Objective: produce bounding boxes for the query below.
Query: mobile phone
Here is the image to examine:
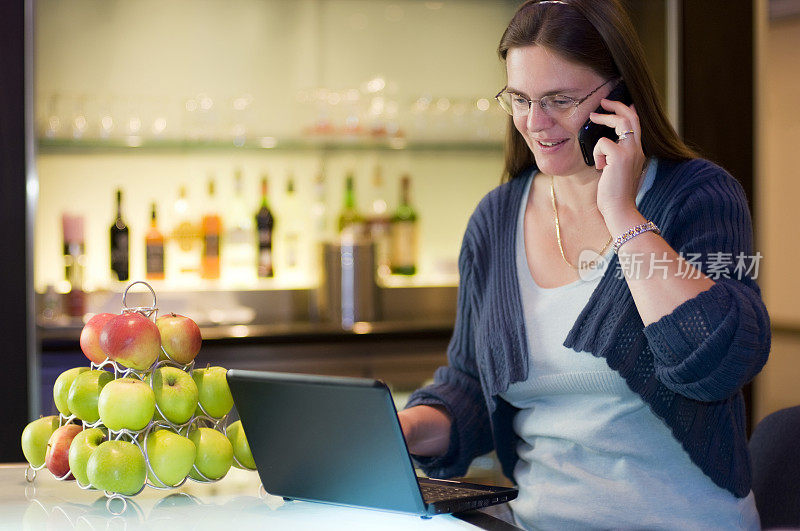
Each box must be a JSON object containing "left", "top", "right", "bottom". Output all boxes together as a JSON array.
[{"left": 578, "top": 80, "right": 632, "bottom": 167}]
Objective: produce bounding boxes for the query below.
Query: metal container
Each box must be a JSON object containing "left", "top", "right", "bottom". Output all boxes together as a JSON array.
[{"left": 321, "top": 241, "right": 379, "bottom": 328}]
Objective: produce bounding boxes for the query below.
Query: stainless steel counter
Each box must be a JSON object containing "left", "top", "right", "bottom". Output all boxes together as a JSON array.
[{"left": 37, "top": 285, "right": 458, "bottom": 343}]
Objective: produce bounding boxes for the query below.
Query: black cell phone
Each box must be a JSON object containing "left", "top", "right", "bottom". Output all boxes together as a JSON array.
[{"left": 578, "top": 80, "right": 632, "bottom": 166}]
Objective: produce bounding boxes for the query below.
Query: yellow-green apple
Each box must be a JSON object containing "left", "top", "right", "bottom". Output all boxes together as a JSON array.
[
  {"left": 193, "top": 367, "right": 233, "bottom": 418},
  {"left": 225, "top": 420, "right": 256, "bottom": 470},
  {"left": 98, "top": 378, "right": 156, "bottom": 431},
  {"left": 156, "top": 313, "right": 202, "bottom": 365},
  {"left": 79, "top": 312, "right": 115, "bottom": 364},
  {"left": 45, "top": 423, "right": 83, "bottom": 479},
  {"left": 53, "top": 367, "right": 89, "bottom": 417},
  {"left": 99, "top": 312, "right": 161, "bottom": 371},
  {"left": 147, "top": 366, "right": 198, "bottom": 424},
  {"left": 86, "top": 440, "right": 146, "bottom": 495},
  {"left": 67, "top": 370, "right": 114, "bottom": 423},
  {"left": 68, "top": 427, "right": 105, "bottom": 486},
  {"left": 188, "top": 427, "right": 233, "bottom": 480},
  {"left": 146, "top": 429, "right": 196, "bottom": 487},
  {"left": 21, "top": 415, "right": 60, "bottom": 467}
]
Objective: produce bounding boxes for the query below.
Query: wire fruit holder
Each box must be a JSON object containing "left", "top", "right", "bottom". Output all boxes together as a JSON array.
[{"left": 25, "top": 281, "right": 258, "bottom": 514}]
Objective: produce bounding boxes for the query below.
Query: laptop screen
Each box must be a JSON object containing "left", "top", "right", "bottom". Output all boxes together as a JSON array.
[{"left": 227, "top": 370, "right": 428, "bottom": 514}]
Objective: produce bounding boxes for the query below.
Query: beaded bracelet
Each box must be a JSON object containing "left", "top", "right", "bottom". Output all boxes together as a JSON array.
[{"left": 612, "top": 220, "right": 661, "bottom": 254}]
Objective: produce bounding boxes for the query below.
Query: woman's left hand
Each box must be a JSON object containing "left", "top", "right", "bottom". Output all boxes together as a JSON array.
[{"left": 589, "top": 99, "right": 648, "bottom": 219}]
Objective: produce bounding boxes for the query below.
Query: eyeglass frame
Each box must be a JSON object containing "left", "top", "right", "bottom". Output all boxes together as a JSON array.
[{"left": 494, "top": 77, "right": 620, "bottom": 119}]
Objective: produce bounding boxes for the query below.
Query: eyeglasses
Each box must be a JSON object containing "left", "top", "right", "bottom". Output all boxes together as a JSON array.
[{"left": 495, "top": 78, "right": 619, "bottom": 119}]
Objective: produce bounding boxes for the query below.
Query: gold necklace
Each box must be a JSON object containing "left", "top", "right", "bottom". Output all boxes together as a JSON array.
[{"left": 549, "top": 174, "right": 612, "bottom": 270}]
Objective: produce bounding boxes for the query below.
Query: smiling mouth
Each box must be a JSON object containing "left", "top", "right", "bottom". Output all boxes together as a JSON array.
[{"left": 536, "top": 139, "right": 568, "bottom": 147}]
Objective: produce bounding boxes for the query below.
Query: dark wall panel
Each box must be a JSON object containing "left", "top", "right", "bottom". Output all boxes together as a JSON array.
[
  {"left": 682, "top": 1, "right": 754, "bottom": 211},
  {"left": 0, "top": 0, "right": 30, "bottom": 461}
]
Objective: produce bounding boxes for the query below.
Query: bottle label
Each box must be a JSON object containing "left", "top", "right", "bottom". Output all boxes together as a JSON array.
[
  {"left": 258, "top": 229, "right": 273, "bottom": 277},
  {"left": 204, "top": 233, "right": 220, "bottom": 258},
  {"left": 390, "top": 221, "right": 417, "bottom": 269},
  {"left": 174, "top": 221, "right": 199, "bottom": 252},
  {"left": 110, "top": 232, "right": 129, "bottom": 279},
  {"left": 258, "top": 249, "right": 274, "bottom": 277},
  {"left": 146, "top": 243, "right": 165, "bottom": 275},
  {"left": 258, "top": 228, "right": 272, "bottom": 247}
]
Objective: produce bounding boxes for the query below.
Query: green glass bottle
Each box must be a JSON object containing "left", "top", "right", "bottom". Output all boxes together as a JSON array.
[
  {"left": 337, "top": 173, "right": 363, "bottom": 237},
  {"left": 389, "top": 174, "right": 418, "bottom": 275}
]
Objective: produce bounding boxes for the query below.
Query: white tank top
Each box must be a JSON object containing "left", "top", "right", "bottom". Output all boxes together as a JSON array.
[{"left": 500, "top": 160, "right": 760, "bottom": 530}]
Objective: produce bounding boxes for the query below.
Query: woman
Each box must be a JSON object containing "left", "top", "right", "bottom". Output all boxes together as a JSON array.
[{"left": 397, "top": 0, "right": 770, "bottom": 529}]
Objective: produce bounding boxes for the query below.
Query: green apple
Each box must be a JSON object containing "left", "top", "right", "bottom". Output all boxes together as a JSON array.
[
  {"left": 147, "top": 366, "right": 198, "bottom": 424},
  {"left": 146, "top": 429, "right": 196, "bottom": 487},
  {"left": 53, "top": 367, "right": 89, "bottom": 417},
  {"left": 21, "top": 415, "right": 60, "bottom": 467},
  {"left": 86, "top": 440, "right": 146, "bottom": 495},
  {"left": 225, "top": 420, "right": 256, "bottom": 470},
  {"left": 192, "top": 367, "right": 233, "bottom": 418},
  {"left": 98, "top": 378, "right": 155, "bottom": 431},
  {"left": 67, "top": 370, "right": 114, "bottom": 423},
  {"left": 67, "top": 427, "right": 105, "bottom": 486},
  {"left": 188, "top": 427, "right": 233, "bottom": 480}
]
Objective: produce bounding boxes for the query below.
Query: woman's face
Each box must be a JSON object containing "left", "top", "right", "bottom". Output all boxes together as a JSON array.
[{"left": 505, "top": 45, "right": 613, "bottom": 177}]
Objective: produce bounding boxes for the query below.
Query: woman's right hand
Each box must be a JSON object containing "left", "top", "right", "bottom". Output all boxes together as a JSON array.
[{"left": 397, "top": 405, "right": 453, "bottom": 457}]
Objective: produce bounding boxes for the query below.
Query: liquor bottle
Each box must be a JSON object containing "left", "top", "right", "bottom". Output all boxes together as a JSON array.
[
  {"left": 169, "top": 186, "right": 201, "bottom": 282},
  {"left": 389, "top": 174, "right": 418, "bottom": 275},
  {"left": 337, "top": 172, "right": 363, "bottom": 239},
  {"left": 255, "top": 175, "right": 275, "bottom": 278},
  {"left": 201, "top": 178, "right": 222, "bottom": 280},
  {"left": 283, "top": 173, "right": 299, "bottom": 271},
  {"left": 311, "top": 168, "right": 329, "bottom": 242},
  {"left": 109, "top": 189, "right": 129, "bottom": 281},
  {"left": 62, "top": 213, "right": 86, "bottom": 316},
  {"left": 145, "top": 203, "right": 165, "bottom": 280},
  {"left": 223, "top": 168, "right": 256, "bottom": 284},
  {"left": 366, "top": 164, "right": 391, "bottom": 276}
]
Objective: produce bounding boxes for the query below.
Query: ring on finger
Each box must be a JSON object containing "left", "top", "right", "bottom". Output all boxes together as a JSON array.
[{"left": 617, "top": 130, "right": 634, "bottom": 141}]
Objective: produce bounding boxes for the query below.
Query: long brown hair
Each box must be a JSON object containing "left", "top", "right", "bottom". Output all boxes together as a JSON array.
[{"left": 497, "top": 0, "right": 697, "bottom": 180}]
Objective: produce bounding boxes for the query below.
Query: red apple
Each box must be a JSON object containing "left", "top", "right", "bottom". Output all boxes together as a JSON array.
[
  {"left": 79, "top": 313, "right": 115, "bottom": 364},
  {"left": 45, "top": 424, "right": 83, "bottom": 479},
  {"left": 156, "top": 313, "right": 202, "bottom": 365},
  {"left": 99, "top": 313, "right": 161, "bottom": 371}
]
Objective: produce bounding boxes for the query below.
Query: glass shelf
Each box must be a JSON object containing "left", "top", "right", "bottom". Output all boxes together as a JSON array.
[{"left": 37, "top": 137, "right": 504, "bottom": 154}]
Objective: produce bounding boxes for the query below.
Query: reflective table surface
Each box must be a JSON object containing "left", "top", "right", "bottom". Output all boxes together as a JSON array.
[{"left": 0, "top": 464, "right": 480, "bottom": 530}]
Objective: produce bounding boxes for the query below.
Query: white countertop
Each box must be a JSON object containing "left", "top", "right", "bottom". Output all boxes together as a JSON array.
[{"left": 0, "top": 464, "right": 479, "bottom": 530}]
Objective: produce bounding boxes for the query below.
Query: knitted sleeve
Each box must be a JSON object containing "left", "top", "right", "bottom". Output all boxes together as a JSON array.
[
  {"left": 643, "top": 163, "right": 771, "bottom": 402},
  {"left": 404, "top": 227, "right": 494, "bottom": 478}
]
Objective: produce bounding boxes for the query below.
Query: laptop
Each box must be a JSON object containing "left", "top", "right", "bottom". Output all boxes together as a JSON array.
[{"left": 226, "top": 369, "right": 518, "bottom": 517}]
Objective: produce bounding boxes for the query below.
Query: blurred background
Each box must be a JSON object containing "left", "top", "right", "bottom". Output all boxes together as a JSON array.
[{"left": 1, "top": 0, "right": 798, "bottom": 485}]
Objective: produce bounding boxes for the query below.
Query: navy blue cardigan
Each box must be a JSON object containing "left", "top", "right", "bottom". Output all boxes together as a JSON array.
[{"left": 406, "top": 158, "right": 771, "bottom": 498}]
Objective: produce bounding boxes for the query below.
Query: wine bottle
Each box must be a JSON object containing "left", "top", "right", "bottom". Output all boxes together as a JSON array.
[
  {"left": 109, "top": 189, "right": 129, "bottom": 281},
  {"left": 311, "top": 168, "right": 329, "bottom": 242},
  {"left": 284, "top": 173, "right": 299, "bottom": 270},
  {"left": 62, "top": 213, "right": 86, "bottom": 316},
  {"left": 201, "top": 178, "right": 222, "bottom": 280},
  {"left": 169, "top": 186, "right": 201, "bottom": 282},
  {"left": 367, "top": 164, "right": 390, "bottom": 276},
  {"left": 224, "top": 168, "right": 257, "bottom": 283},
  {"left": 389, "top": 174, "right": 418, "bottom": 275},
  {"left": 255, "top": 175, "right": 275, "bottom": 278},
  {"left": 337, "top": 172, "right": 363, "bottom": 239},
  {"left": 145, "top": 203, "right": 165, "bottom": 280}
]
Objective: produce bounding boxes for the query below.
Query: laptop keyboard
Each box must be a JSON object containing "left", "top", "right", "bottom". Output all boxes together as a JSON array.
[{"left": 419, "top": 483, "right": 489, "bottom": 503}]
